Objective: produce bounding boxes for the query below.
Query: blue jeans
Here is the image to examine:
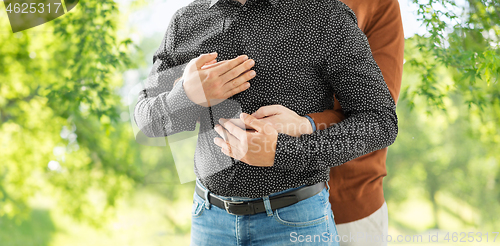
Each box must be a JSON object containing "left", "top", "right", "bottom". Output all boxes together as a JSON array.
[{"left": 190, "top": 179, "right": 340, "bottom": 245}]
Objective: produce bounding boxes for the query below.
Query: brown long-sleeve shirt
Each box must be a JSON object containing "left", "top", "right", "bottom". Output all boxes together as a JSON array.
[{"left": 308, "top": 0, "right": 404, "bottom": 224}]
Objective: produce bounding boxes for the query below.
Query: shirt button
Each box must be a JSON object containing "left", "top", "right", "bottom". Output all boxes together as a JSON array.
[{"left": 242, "top": 6, "right": 247, "bottom": 11}]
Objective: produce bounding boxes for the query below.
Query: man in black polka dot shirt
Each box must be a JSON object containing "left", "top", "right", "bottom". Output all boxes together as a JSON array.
[{"left": 134, "top": 0, "right": 398, "bottom": 244}]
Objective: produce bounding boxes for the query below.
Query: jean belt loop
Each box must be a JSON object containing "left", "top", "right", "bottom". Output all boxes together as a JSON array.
[
  {"left": 325, "top": 181, "right": 330, "bottom": 192},
  {"left": 263, "top": 196, "right": 273, "bottom": 217},
  {"left": 203, "top": 187, "right": 211, "bottom": 210}
]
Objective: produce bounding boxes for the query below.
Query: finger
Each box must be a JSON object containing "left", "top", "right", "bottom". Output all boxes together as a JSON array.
[
  {"left": 215, "top": 124, "right": 240, "bottom": 147},
  {"left": 214, "top": 124, "right": 229, "bottom": 141},
  {"left": 221, "top": 69, "right": 255, "bottom": 98},
  {"left": 214, "top": 137, "right": 233, "bottom": 157},
  {"left": 220, "top": 118, "right": 245, "bottom": 130},
  {"left": 201, "top": 60, "right": 229, "bottom": 70},
  {"left": 245, "top": 118, "right": 280, "bottom": 133},
  {"left": 195, "top": 52, "right": 218, "bottom": 69},
  {"left": 258, "top": 118, "right": 277, "bottom": 129},
  {"left": 200, "top": 59, "right": 217, "bottom": 69},
  {"left": 220, "top": 58, "right": 255, "bottom": 84},
  {"left": 221, "top": 144, "right": 232, "bottom": 157},
  {"left": 214, "top": 137, "right": 227, "bottom": 148},
  {"left": 214, "top": 137, "right": 230, "bottom": 150},
  {"left": 223, "top": 81, "right": 251, "bottom": 98},
  {"left": 240, "top": 113, "right": 267, "bottom": 132},
  {"left": 214, "top": 125, "right": 243, "bottom": 158},
  {"left": 213, "top": 55, "right": 249, "bottom": 75},
  {"left": 222, "top": 67, "right": 255, "bottom": 89},
  {"left": 219, "top": 119, "right": 246, "bottom": 140},
  {"left": 225, "top": 118, "right": 257, "bottom": 131},
  {"left": 252, "top": 105, "right": 284, "bottom": 119}
]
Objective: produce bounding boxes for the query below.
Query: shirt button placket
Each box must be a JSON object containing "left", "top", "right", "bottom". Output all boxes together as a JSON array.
[{"left": 235, "top": 5, "right": 247, "bottom": 57}]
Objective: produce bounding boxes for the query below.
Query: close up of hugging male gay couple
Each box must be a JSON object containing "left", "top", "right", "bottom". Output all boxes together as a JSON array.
[{"left": 134, "top": 0, "right": 403, "bottom": 245}]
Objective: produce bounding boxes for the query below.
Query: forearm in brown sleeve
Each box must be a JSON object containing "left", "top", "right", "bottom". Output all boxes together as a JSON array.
[
  {"left": 364, "top": 0, "right": 404, "bottom": 104},
  {"left": 307, "top": 0, "right": 404, "bottom": 130},
  {"left": 308, "top": 97, "right": 345, "bottom": 130}
]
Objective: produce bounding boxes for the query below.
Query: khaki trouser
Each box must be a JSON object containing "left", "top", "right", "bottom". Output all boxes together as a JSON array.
[{"left": 336, "top": 202, "right": 389, "bottom": 246}]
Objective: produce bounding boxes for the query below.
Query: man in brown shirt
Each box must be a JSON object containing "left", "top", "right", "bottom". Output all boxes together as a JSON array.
[{"left": 251, "top": 0, "right": 404, "bottom": 244}]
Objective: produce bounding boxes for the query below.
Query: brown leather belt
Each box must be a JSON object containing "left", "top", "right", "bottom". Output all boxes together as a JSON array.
[{"left": 195, "top": 182, "right": 325, "bottom": 216}]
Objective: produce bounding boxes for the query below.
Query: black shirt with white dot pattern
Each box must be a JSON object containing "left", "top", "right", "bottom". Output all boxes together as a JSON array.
[{"left": 134, "top": 0, "right": 398, "bottom": 198}]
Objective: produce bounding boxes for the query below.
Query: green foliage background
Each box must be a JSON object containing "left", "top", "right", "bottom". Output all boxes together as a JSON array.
[{"left": 0, "top": 0, "right": 498, "bottom": 245}]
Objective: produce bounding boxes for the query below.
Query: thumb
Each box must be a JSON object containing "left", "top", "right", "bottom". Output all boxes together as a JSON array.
[
  {"left": 196, "top": 52, "right": 218, "bottom": 69},
  {"left": 201, "top": 59, "right": 217, "bottom": 69},
  {"left": 240, "top": 113, "right": 266, "bottom": 132},
  {"left": 252, "top": 105, "right": 282, "bottom": 119}
]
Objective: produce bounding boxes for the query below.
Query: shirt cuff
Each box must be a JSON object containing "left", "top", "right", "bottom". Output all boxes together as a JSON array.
[
  {"left": 165, "top": 78, "right": 205, "bottom": 113},
  {"left": 273, "top": 133, "right": 310, "bottom": 172},
  {"left": 304, "top": 115, "right": 316, "bottom": 132}
]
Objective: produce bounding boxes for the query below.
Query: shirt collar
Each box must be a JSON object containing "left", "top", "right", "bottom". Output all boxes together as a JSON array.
[{"left": 209, "top": 0, "right": 279, "bottom": 9}]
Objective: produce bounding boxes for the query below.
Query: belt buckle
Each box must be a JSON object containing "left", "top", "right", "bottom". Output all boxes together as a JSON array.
[{"left": 223, "top": 200, "right": 245, "bottom": 215}]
